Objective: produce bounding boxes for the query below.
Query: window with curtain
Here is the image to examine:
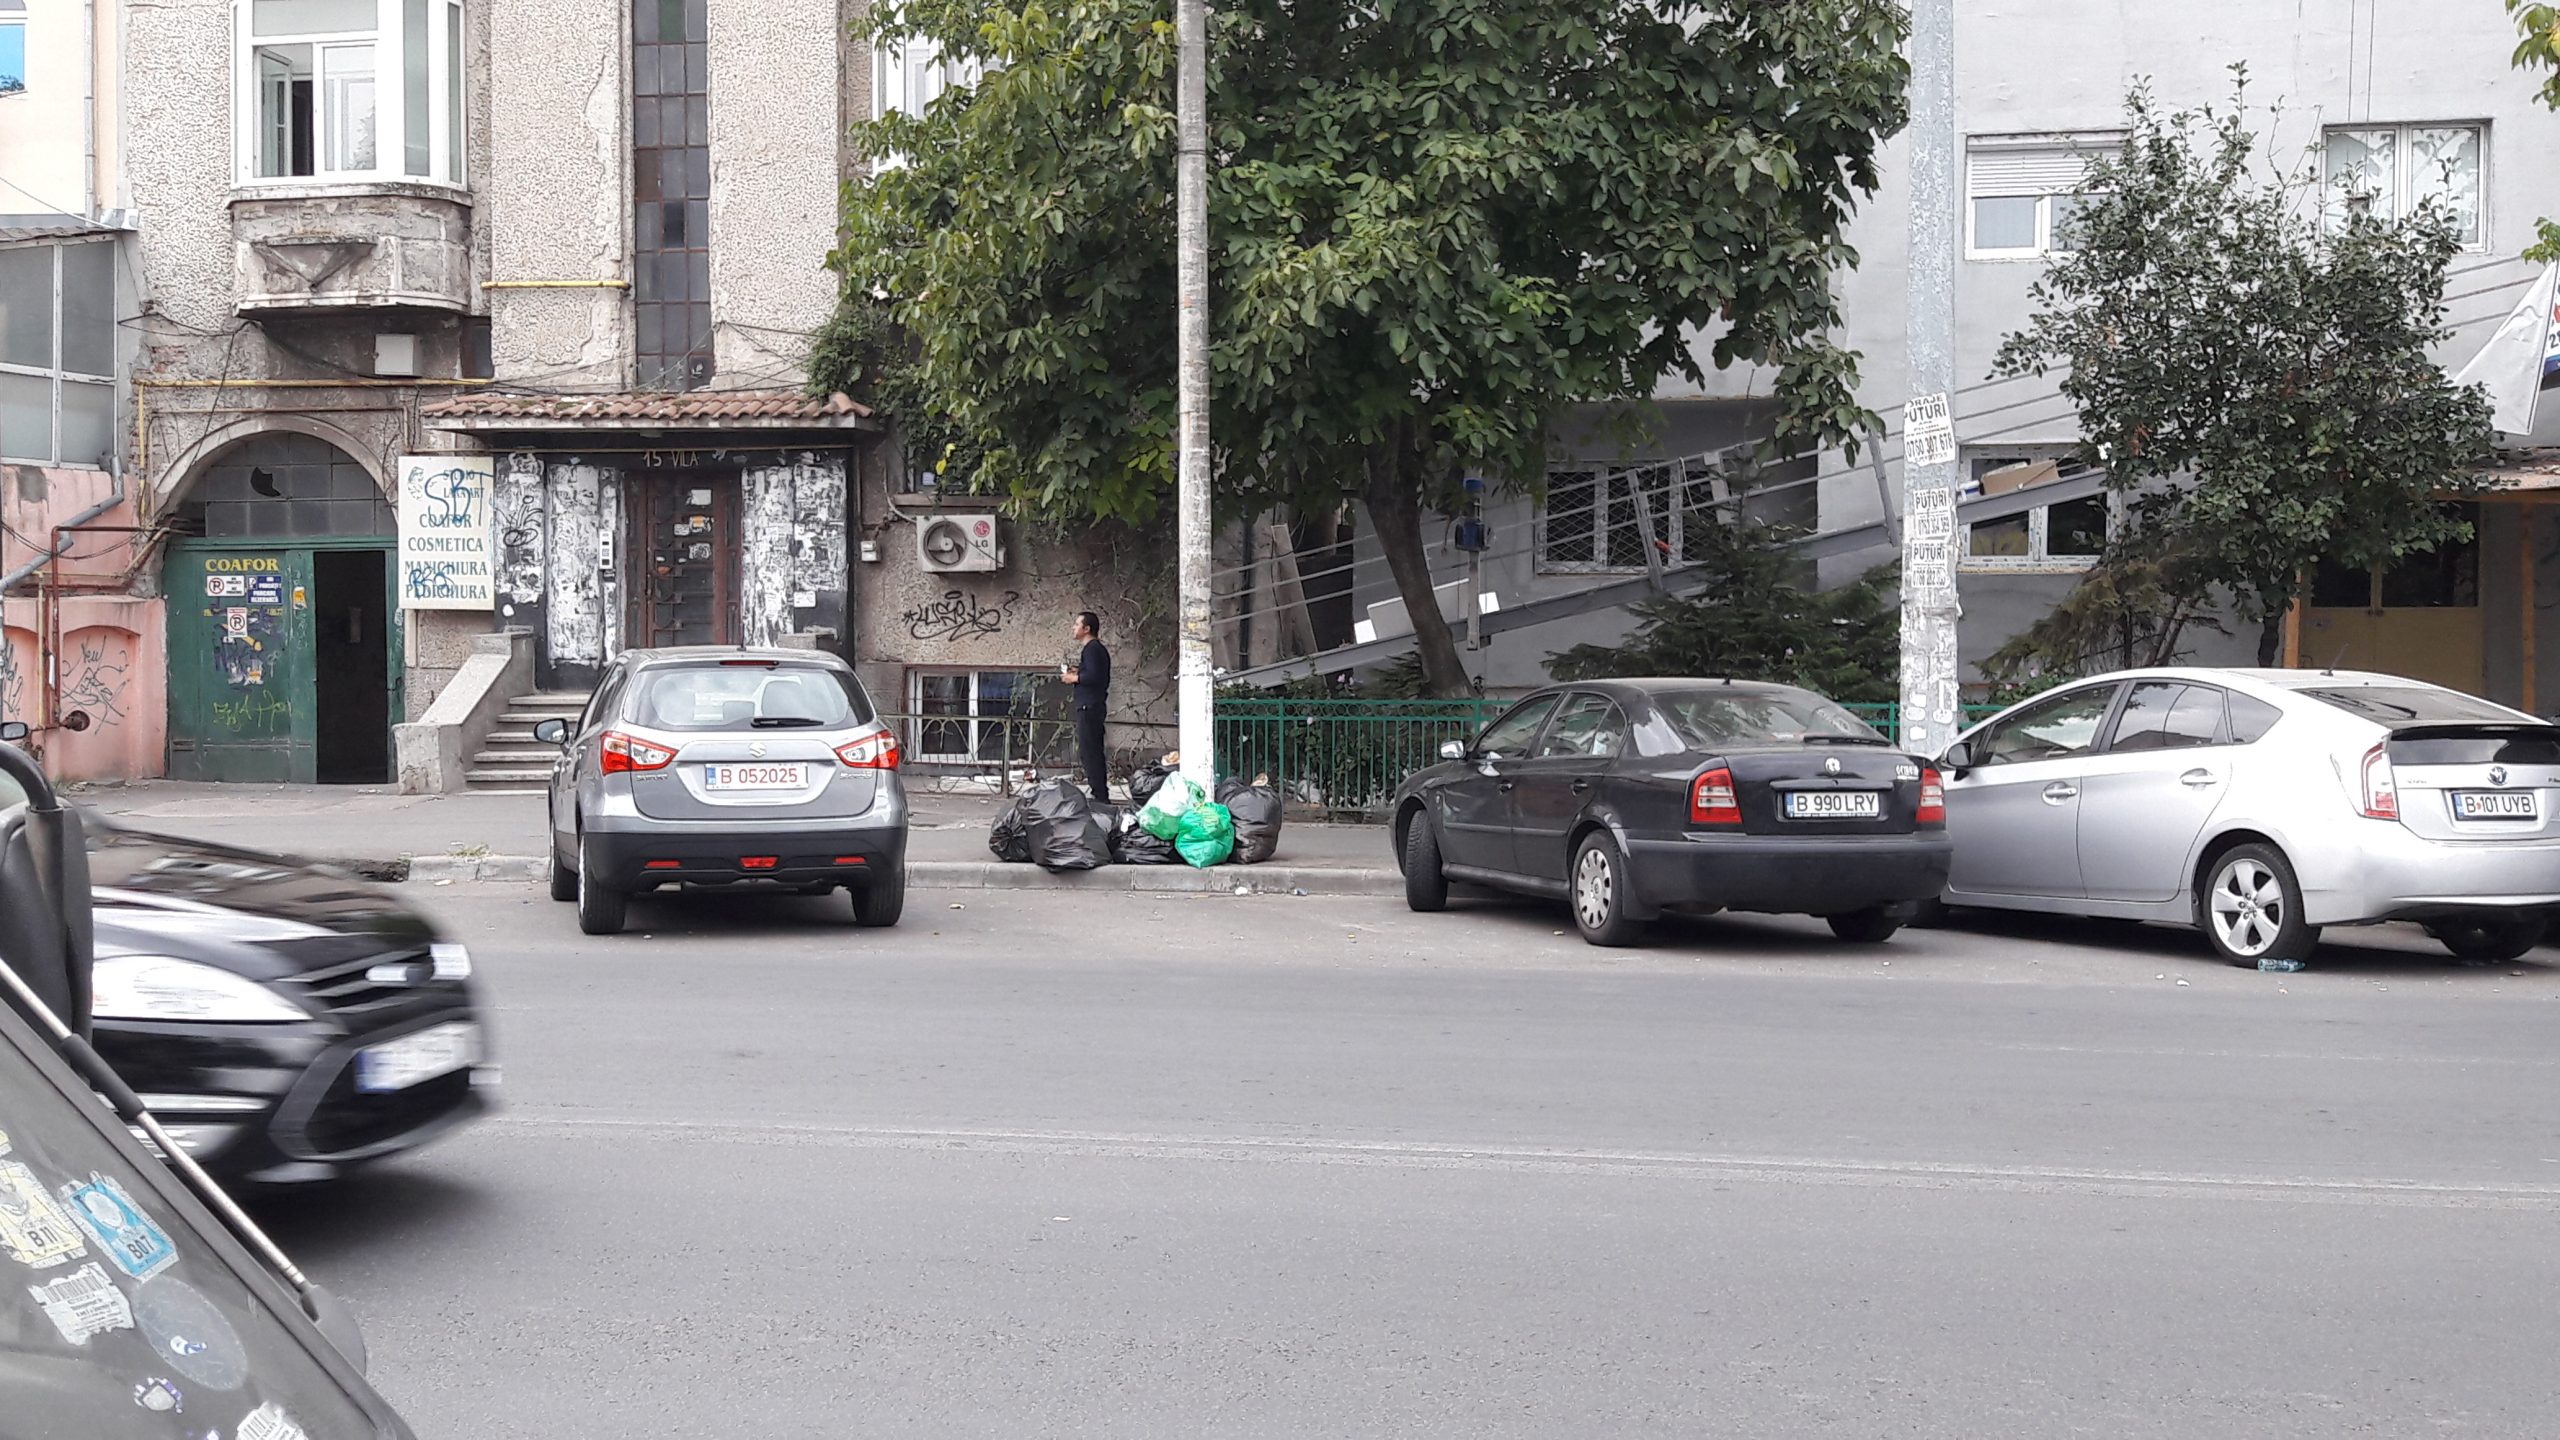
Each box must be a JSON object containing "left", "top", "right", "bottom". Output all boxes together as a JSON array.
[
  {"left": 237, "top": 0, "right": 464, "bottom": 183},
  {"left": 0, "top": 239, "right": 118, "bottom": 469},
  {"left": 2322, "top": 124, "right": 2483, "bottom": 247}
]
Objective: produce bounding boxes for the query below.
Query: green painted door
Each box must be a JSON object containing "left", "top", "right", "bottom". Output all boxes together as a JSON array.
[{"left": 166, "top": 545, "right": 308, "bottom": 782}]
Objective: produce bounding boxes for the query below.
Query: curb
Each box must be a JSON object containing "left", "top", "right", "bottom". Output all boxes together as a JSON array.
[{"left": 392, "top": 853, "right": 1398, "bottom": 896}]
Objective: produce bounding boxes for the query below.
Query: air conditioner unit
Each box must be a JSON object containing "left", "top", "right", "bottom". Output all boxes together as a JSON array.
[{"left": 915, "top": 513, "right": 1005, "bottom": 573}]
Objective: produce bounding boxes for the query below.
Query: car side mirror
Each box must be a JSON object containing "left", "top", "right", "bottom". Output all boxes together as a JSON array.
[
  {"left": 0, "top": 721, "right": 26, "bottom": 742},
  {"left": 1438, "top": 740, "right": 1466, "bottom": 761},
  {"left": 533, "top": 718, "right": 569, "bottom": 747},
  {"left": 1941, "top": 740, "right": 1974, "bottom": 774}
]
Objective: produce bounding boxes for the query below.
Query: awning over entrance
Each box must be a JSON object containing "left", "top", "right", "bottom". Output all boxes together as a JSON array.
[{"left": 419, "top": 388, "right": 876, "bottom": 435}]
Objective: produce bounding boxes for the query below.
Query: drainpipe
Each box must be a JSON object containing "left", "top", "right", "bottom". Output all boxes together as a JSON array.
[{"left": 81, "top": 0, "right": 96, "bottom": 218}]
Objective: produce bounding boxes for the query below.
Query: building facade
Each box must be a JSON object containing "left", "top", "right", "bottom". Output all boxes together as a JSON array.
[{"left": 1323, "top": 1, "right": 2560, "bottom": 714}]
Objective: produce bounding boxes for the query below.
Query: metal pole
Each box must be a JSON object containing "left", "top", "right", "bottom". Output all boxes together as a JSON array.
[
  {"left": 1174, "top": 0, "right": 1216, "bottom": 787},
  {"left": 1895, "top": 0, "right": 1962, "bottom": 754}
]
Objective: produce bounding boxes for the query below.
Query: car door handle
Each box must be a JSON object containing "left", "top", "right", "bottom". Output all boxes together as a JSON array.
[
  {"left": 2180, "top": 769, "right": 2219, "bottom": 788},
  {"left": 1497, "top": 780, "right": 1516, "bottom": 793},
  {"left": 1570, "top": 779, "right": 1592, "bottom": 793},
  {"left": 2041, "top": 782, "right": 2078, "bottom": 802}
]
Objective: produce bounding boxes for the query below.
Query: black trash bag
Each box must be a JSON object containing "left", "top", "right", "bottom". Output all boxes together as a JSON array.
[
  {"left": 1112, "top": 822, "right": 1182, "bottom": 865},
  {"left": 988, "top": 795, "right": 1034, "bottom": 864},
  {"left": 1128, "top": 762, "right": 1172, "bottom": 807},
  {"left": 1216, "top": 778, "right": 1285, "bottom": 865},
  {"left": 1022, "top": 779, "right": 1108, "bottom": 871}
]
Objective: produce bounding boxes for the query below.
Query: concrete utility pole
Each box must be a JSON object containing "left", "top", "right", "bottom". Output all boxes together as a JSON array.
[
  {"left": 1174, "top": 0, "right": 1215, "bottom": 787},
  {"left": 1896, "top": 0, "right": 1962, "bottom": 755}
]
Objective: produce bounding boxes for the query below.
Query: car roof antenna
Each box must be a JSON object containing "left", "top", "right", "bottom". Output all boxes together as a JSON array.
[{"left": 2323, "top": 644, "right": 2348, "bottom": 677}]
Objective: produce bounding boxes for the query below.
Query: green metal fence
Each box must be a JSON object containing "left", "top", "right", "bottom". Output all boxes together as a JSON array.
[
  {"left": 1841, "top": 701, "right": 2008, "bottom": 745},
  {"left": 1214, "top": 698, "right": 1507, "bottom": 814}
]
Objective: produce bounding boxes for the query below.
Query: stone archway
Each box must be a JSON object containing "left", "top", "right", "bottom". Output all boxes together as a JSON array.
[{"left": 152, "top": 413, "right": 392, "bottom": 522}]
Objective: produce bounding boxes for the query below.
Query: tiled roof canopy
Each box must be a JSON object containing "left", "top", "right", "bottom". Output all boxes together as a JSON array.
[{"left": 421, "top": 389, "right": 874, "bottom": 429}]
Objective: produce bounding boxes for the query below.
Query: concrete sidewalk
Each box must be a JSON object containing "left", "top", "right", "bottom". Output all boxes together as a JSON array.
[{"left": 68, "top": 779, "right": 1401, "bottom": 894}]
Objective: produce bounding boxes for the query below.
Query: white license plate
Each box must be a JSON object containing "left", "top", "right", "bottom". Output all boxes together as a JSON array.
[
  {"left": 703, "top": 762, "right": 808, "bottom": 791},
  {"left": 1786, "top": 791, "right": 1883, "bottom": 819},
  {"left": 2453, "top": 790, "right": 2541, "bottom": 821},
  {"left": 356, "top": 1021, "right": 480, "bottom": 1094}
]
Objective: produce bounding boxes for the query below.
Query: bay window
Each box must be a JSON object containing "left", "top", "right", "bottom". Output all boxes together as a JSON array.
[{"left": 235, "top": 0, "right": 464, "bottom": 185}]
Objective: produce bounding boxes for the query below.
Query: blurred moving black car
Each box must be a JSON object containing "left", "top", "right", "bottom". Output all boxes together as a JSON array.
[
  {"left": 0, "top": 762, "right": 492, "bottom": 1185},
  {"left": 1, "top": 725, "right": 420, "bottom": 1437},
  {"left": 1391, "top": 679, "right": 1954, "bottom": 945}
]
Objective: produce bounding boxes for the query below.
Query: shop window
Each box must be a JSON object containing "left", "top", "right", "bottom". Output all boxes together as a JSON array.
[
  {"left": 0, "top": 238, "right": 116, "bottom": 469},
  {"left": 237, "top": 0, "right": 465, "bottom": 184}
]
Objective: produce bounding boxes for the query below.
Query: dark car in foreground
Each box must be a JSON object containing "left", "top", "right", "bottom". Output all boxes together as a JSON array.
[
  {"left": 80, "top": 822, "right": 495, "bottom": 1185},
  {"left": 537, "top": 646, "right": 910, "bottom": 935},
  {"left": 0, "top": 758, "right": 492, "bottom": 1185},
  {"left": 1391, "top": 679, "right": 1952, "bottom": 945}
]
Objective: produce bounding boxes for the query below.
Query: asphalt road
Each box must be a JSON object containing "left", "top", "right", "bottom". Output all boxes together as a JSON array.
[{"left": 253, "top": 885, "right": 2560, "bottom": 1438}]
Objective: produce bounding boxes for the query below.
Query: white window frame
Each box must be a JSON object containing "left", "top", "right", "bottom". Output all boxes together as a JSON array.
[
  {"left": 1957, "top": 447, "right": 2112, "bottom": 573},
  {"left": 872, "top": 35, "right": 984, "bottom": 169},
  {"left": 1965, "top": 134, "right": 2117, "bottom": 261},
  {"left": 906, "top": 668, "right": 1024, "bottom": 765},
  {"left": 1534, "top": 462, "right": 1726, "bottom": 575},
  {"left": 2320, "top": 122, "right": 2487, "bottom": 251},
  {"left": 231, "top": 0, "right": 465, "bottom": 189},
  {"left": 0, "top": 238, "right": 118, "bottom": 469},
  {"left": 0, "top": 0, "right": 27, "bottom": 99}
]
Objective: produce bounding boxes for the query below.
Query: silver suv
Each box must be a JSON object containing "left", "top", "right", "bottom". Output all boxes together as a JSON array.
[{"left": 534, "top": 648, "right": 908, "bottom": 935}]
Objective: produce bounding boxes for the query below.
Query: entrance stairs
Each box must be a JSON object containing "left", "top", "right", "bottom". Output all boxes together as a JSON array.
[{"left": 464, "top": 691, "right": 589, "bottom": 793}]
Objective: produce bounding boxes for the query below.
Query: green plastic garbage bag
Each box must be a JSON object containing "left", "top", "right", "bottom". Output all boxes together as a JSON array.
[
  {"left": 1174, "top": 802, "right": 1235, "bottom": 868},
  {"left": 1139, "top": 772, "right": 1206, "bottom": 840}
]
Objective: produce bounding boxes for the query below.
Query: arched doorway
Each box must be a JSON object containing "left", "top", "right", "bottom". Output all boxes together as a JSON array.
[{"left": 163, "top": 433, "right": 402, "bottom": 783}]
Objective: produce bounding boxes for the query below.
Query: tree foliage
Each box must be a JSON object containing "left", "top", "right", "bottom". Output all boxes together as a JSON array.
[
  {"left": 1993, "top": 80, "right": 2496, "bottom": 667},
  {"left": 1546, "top": 519, "right": 1898, "bottom": 703},
  {"left": 2504, "top": 2, "right": 2560, "bottom": 260},
  {"left": 818, "top": 0, "right": 1911, "bottom": 694},
  {"left": 1977, "top": 525, "right": 2229, "bottom": 685}
]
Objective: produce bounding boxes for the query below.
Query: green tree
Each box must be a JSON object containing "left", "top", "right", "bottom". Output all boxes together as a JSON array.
[
  {"left": 818, "top": 0, "right": 1911, "bottom": 695},
  {"left": 2504, "top": 2, "right": 2560, "bottom": 259},
  {"left": 1993, "top": 80, "right": 2495, "bottom": 667},
  {"left": 1546, "top": 519, "right": 1898, "bottom": 703}
]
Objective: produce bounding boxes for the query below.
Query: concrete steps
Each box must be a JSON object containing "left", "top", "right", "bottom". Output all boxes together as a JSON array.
[{"left": 465, "top": 690, "right": 589, "bottom": 793}]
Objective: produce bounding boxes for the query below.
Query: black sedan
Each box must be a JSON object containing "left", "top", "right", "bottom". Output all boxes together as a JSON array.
[
  {"left": 1391, "top": 678, "right": 1953, "bottom": 945},
  {"left": 74, "top": 818, "right": 494, "bottom": 1184}
]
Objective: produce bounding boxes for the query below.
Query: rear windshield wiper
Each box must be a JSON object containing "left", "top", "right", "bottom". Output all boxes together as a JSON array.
[{"left": 750, "top": 717, "right": 828, "bottom": 728}]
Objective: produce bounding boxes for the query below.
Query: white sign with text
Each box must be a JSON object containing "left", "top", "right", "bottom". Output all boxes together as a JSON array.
[{"left": 396, "top": 455, "right": 497, "bottom": 610}]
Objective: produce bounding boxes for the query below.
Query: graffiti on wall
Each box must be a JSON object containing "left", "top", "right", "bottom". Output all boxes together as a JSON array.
[
  {"left": 0, "top": 628, "right": 27, "bottom": 722},
  {"left": 494, "top": 454, "right": 548, "bottom": 609},
  {"left": 902, "top": 589, "right": 1022, "bottom": 643},
  {"left": 59, "top": 631, "right": 131, "bottom": 729},
  {"left": 546, "top": 463, "right": 607, "bottom": 665}
]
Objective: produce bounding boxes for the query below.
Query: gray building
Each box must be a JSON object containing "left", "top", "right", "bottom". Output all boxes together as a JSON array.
[{"left": 1300, "top": 2, "right": 2560, "bottom": 714}]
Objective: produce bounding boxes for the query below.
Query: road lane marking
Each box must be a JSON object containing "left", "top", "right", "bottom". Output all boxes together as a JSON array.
[{"left": 478, "top": 1112, "right": 2560, "bottom": 1210}]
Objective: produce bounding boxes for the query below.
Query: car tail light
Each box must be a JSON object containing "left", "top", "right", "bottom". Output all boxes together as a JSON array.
[
  {"left": 600, "top": 730, "right": 676, "bottom": 774},
  {"left": 834, "top": 730, "right": 901, "bottom": 770},
  {"left": 2357, "top": 742, "right": 2397, "bottom": 820},
  {"left": 741, "top": 856, "right": 778, "bottom": 871},
  {"left": 1917, "top": 767, "right": 1946, "bottom": 827},
  {"left": 1689, "top": 766, "right": 1741, "bottom": 826},
  {"left": 644, "top": 860, "right": 681, "bottom": 871}
]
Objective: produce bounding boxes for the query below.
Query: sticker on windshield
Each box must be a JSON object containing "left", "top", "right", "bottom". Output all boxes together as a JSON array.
[
  {"left": 133, "top": 1376, "right": 184, "bottom": 1413},
  {"left": 26, "top": 1261, "right": 134, "bottom": 1344},
  {"left": 135, "top": 1277, "right": 249, "bottom": 1390},
  {"left": 238, "top": 1400, "right": 311, "bottom": 1440},
  {"left": 62, "top": 1173, "right": 177, "bottom": 1281},
  {"left": 0, "top": 1155, "right": 88, "bottom": 1270}
]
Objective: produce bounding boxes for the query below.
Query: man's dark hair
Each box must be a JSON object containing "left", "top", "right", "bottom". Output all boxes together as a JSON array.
[{"left": 1076, "top": 610, "right": 1101, "bottom": 638}]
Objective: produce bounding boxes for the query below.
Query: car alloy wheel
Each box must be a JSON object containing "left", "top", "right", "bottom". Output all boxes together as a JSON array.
[{"left": 2196, "top": 842, "right": 2317, "bottom": 968}]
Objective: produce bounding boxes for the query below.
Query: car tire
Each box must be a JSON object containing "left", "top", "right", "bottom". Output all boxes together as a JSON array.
[
  {"left": 2431, "top": 914, "right": 2546, "bottom": 963},
  {"left": 2196, "top": 842, "right": 2318, "bottom": 968},
  {"left": 575, "top": 832, "right": 627, "bottom": 936},
  {"left": 852, "top": 865, "right": 905, "bottom": 928},
  {"left": 1570, "top": 833, "right": 1647, "bottom": 948},
  {"left": 1403, "top": 814, "right": 1450, "bottom": 914},
  {"left": 547, "top": 841, "right": 577, "bottom": 903},
  {"left": 1827, "top": 906, "right": 1903, "bottom": 944}
]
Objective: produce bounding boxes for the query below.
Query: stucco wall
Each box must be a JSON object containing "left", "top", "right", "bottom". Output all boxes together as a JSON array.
[
  {"left": 706, "top": 0, "right": 851, "bottom": 386},
  {"left": 0, "top": 595, "right": 164, "bottom": 783},
  {"left": 484, "top": 0, "right": 628, "bottom": 383}
]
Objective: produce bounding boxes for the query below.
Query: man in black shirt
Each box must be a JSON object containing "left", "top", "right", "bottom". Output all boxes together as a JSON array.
[{"left": 1063, "top": 610, "right": 1113, "bottom": 800}]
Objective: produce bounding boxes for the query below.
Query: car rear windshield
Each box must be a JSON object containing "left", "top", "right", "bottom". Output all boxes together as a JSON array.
[
  {"left": 628, "top": 664, "right": 875, "bottom": 731},
  {"left": 1654, "top": 688, "right": 1884, "bottom": 748},
  {"left": 2300, "top": 687, "right": 2535, "bottom": 730}
]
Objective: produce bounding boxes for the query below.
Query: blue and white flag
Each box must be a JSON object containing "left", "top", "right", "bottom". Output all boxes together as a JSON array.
[{"left": 2453, "top": 262, "right": 2560, "bottom": 436}]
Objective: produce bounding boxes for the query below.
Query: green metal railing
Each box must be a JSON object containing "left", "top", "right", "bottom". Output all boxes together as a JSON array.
[
  {"left": 1214, "top": 698, "right": 1508, "bottom": 814},
  {"left": 1842, "top": 701, "right": 2008, "bottom": 745}
]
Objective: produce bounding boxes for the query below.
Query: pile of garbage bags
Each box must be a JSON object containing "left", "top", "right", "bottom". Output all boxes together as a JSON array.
[{"left": 987, "top": 763, "right": 1283, "bottom": 872}]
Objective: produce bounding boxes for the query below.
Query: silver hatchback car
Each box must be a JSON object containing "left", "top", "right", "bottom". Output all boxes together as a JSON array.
[
  {"left": 1937, "top": 668, "right": 2560, "bottom": 966},
  {"left": 533, "top": 647, "right": 908, "bottom": 935}
]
